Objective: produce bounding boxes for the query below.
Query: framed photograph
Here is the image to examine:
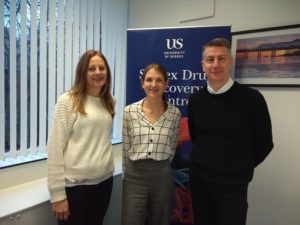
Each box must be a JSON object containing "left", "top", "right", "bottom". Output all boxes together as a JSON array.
[{"left": 231, "top": 24, "right": 300, "bottom": 87}]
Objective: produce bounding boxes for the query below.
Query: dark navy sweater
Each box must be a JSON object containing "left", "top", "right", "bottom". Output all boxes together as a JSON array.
[{"left": 187, "top": 82, "right": 274, "bottom": 185}]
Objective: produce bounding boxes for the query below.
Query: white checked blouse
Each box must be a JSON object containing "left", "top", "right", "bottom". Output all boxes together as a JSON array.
[{"left": 122, "top": 99, "right": 181, "bottom": 172}]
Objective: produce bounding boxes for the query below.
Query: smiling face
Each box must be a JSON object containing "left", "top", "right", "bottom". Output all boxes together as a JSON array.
[
  {"left": 141, "top": 68, "right": 168, "bottom": 99},
  {"left": 86, "top": 55, "right": 107, "bottom": 96},
  {"left": 202, "top": 45, "right": 233, "bottom": 90}
]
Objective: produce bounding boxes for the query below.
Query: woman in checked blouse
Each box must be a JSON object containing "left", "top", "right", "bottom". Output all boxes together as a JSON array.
[{"left": 122, "top": 63, "right": 181, "bottom": 225}]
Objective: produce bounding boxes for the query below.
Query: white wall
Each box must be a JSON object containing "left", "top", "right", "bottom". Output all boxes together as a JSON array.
[
  {"left": 128, "top": 0, "right": 300, "bottom": 224},
  {"left": 128, "top": 0, "right": 300, "bottom": 32}
]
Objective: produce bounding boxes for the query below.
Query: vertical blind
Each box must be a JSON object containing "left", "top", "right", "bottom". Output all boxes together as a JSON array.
[{"left": 0, "top": 0, "right": 127, "bottom": 168}]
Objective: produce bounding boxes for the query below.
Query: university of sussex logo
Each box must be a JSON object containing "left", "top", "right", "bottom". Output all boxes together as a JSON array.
[{"left": 166, "top": 38, "right": 183, "bottom": 50}]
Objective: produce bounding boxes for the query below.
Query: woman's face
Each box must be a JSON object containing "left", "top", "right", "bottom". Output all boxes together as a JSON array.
[
  {"left": 86, "top": 55, "right": 107, "bottom": 96},
  {"left": 141, "top": 68, "right": 168, "bottom": 99}
]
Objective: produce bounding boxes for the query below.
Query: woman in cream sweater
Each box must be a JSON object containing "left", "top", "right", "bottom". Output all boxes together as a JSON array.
[{"left": 47, "top": 50, "right": 115, "bottom": 225}]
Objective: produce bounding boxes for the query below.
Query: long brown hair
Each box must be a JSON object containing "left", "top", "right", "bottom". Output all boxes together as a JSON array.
[
  {"left": 69, "top": 50, "right": 115, "bottom": 117},
  {"left": 141, "top": 63, "right": 168, "bottom": 110}
]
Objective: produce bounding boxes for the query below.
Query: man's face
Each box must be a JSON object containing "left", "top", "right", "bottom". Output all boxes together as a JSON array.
[{"left": 202, "top": 46, "right": 233, "bottom": 86}]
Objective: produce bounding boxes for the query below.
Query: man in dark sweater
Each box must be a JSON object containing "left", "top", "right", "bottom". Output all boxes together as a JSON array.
[{"left": 187, "top": 38, "right": 273, "bottom": 225}]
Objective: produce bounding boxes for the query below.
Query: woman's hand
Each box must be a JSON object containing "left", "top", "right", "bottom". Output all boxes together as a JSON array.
[{"left": 52, "top": 199, "right": 70, "bottom": 221}]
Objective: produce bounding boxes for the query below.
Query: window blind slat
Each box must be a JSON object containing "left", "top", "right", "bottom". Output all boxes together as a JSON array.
[
  {"left": 93, "top": 0, "right": 101, "bottom": 51},
  {"left": 87, "top": 0, "right": 94, "bottom": 50},
  {"left": 65, "top": 0, "right": 73, "bottom": 91},
  {"left": 48, "top": 0, "right": 57, "bottom": 126},
  {"left": 79, "top": 0, "right": 87, "bottom": 55},
  {"left": 57, "top": 0, "right": 65, "bottom": 97},
  {"left": 30, "top": 0, "right": 38, "bottom": 154},
  {"left": 9, "top": 0, "right": 17, "bottom": 158},
  {"left": 39, "top": 0, "right": 47, "bottom": 152},
  {"left": 100, "top": 0, "right": 108, "bottom": 57},
  {"left": 20, "top": 0, "right": 28, "bottom": 156},
  {"left": 72, "top": 0, "right": 80, "bottom": 84},
  {"left": 0, "top": 0, "right": 5, "bottom": 160}
]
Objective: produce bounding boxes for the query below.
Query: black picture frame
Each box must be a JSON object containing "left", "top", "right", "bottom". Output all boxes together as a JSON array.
[{"left": 231, "top": 24, "right": 300, "bottom": 87}]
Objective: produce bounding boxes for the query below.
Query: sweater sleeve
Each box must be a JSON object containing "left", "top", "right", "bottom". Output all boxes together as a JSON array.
[
  {"left": 47, "top": 93, "right": 77, "bottom": 203},
  {"left": 251, "top": 91, "right": 274, "bottom": 167}
]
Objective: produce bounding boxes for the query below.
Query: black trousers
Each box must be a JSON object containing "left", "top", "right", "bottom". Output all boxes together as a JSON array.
[
  {"left": 58, "top": 177, "right": 113, "bottom": 225},
  {"left": 190, "top": 169, "right": 248, "bottom": 225}
]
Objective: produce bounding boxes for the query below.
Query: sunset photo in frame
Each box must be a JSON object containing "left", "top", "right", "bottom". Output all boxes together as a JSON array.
[{"left": 231, "top": 24, "right": 300, "bottom": 87}]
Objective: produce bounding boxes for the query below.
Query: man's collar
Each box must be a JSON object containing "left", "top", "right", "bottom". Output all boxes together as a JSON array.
[{"left": 207, "top": 77, "right": 234, "bottom": 94}]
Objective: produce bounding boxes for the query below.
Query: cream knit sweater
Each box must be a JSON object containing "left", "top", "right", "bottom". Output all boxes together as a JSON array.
[{"left": 47, "top": 92, "right": 114, "bottom": 202}]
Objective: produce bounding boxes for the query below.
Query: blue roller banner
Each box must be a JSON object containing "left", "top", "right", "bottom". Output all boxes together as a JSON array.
[{"left": 126, "top": 26, "right": 231, "bottom": 225}]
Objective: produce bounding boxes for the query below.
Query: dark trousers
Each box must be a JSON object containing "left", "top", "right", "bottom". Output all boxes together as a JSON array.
[
  {"left": 190, "top": 169, "right": 248, "bottom": 225},
  {"left": 58, "top": 177, "right": 113, "bottom": 225}
]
